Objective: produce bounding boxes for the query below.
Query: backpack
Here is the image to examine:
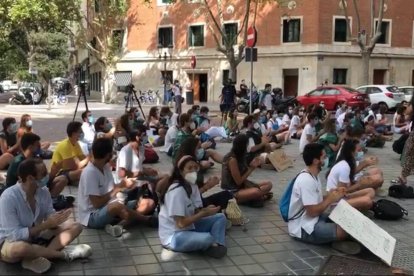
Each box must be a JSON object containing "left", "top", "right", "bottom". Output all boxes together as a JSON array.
[
  {"left": 388, "top": 184, "right": 414, "bottom": 199},
  {"left": 143, "top": 147, "right": 159, "bottom": 164},
  {"left": 372, "top": 199, "right": 408, "bottom": 220},
  {"left": 393, "top": 133, "right": 409, "bottom": 155},
  {"left": 279, "top": 171, "right": 308, "bottom": 222}
]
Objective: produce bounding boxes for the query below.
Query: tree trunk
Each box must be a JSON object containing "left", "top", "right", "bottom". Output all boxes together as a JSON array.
[
  {"left": 229, "top": 62, "right": 238, "bottom": 83},
  {"left": 102, "top": 68, "right": 115, "bottom": 103},
  {"left": 361, "top": 50, "right": 371, "bottom": 85}
]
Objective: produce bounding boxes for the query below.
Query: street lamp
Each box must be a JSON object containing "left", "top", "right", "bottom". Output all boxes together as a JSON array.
[{"left": 158, "top": 43, "right": 173, "bottom": 105}]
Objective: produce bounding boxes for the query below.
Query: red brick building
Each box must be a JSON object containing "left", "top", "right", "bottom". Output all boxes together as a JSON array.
[{"left": 100, "top": 0, "right": 414, "bottom": 101}]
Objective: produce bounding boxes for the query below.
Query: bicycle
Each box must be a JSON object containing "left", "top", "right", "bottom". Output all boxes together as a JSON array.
[
  {"left": 45, "top": 90, "right": 68, "bottom": 105},
  {"left": 139, "top": 89, "right": 159, "bottom": 104}
]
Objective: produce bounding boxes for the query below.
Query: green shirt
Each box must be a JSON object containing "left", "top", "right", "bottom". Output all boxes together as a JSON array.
[
  {"left": 172, "top": 129, "right": 192, "bottom": 162},
  {"left": 6, "top": 154, "right": 26, "bottom": 188}
]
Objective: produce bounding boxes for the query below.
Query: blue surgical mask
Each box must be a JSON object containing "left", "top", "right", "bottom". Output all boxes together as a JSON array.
[
  {"left": 26, "top": 120, "right": 33, "bottom": 128},
  {"left": 105, "top": 122, "right": 113, "bottom": 132},
  {"left": 356, "top": 151, "right": 364, "bottom": 161},
  {"left": 37, "top": 175, "right": 49, "bottom": 189},
  {"left": 88, "top": 116, "right": 94, "bottom": 124},
  {"left": 196, "top": 148, "right": 205, "bottom": 161},
  {"left": 8, "top": 123, "right": 17, "bottom": 134}
]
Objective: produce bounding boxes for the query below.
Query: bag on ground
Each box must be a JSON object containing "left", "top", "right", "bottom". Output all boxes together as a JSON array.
[
  {"left": 372, "top": 199, "right": 408, "bottom": 220},
  {"left": 143, "top": 147, "right": 159, "bottom": 163},
  {"left": 225, "top": 198, "right": 246, "bottom": 226},
  {"left": 388, "top": 184, "right": 414, "bottom": 199}
]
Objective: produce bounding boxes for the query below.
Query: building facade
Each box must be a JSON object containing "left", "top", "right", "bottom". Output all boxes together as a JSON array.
[{"left": 102, "top": 0, "right": 414, "bottom": 102}]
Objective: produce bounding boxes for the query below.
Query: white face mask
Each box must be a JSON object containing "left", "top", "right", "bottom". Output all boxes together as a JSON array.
[
  {"left": 184, "top": 171, "right": 198, "bottom": 185},
  {"left": 26, "top": 120, "right": 33, "bottom": 128}
]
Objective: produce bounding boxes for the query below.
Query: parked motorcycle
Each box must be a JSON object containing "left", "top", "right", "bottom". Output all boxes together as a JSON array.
[
  {"left": 272, "top": 95, "right": 298, "bottom": 111},
  {"left": 9, "top": 87, "right": 42, "bottom": 105},
  {"left": 236, "top": 90, "right": 260, "bottom": 114}
]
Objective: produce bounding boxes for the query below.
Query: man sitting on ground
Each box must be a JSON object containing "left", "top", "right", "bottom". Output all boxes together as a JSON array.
[
  {"left": 195, "top": 106, "right": 228, "bottom": 141},
  {"left": 288, "top": 143, "right": 359, "bottom": 253},
  {"left": 78, "top": 138, "right": 157, "bottom": 237},
  {"left": 5, "top": 133, "right": 73, "bottom": 210},
  {"left": 0, "top": 158, "right": 91, "bottom": 274},
  {"left": 51, "top": 121, "right": 91, "bottom": 184},
  {"left": 79, "top": 110, "right": 96, "bottom": 155}
]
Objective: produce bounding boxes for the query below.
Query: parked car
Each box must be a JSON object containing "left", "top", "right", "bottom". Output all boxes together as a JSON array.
[
  {"left": 1, "top": 80, "right": 19, "bottom": 92},
  {"left": 297, "top": 86, "right": 370, "bottom": 111},
  {"left": 399, "top": 86, "right": 414, "bottom": 103},
  {"left": 356, "top": 85, "right": 405, "bottom": 111}
]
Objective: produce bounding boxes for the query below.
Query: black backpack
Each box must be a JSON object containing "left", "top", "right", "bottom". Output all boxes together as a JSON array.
[
  {"left": 393, "top": 133, "right": 409, "bottom": 155},
  {"left": 389, "top": 184, "right": 414, "bottom": 199},
  {"left": 372, "top": 199, "right": 408, "bottom": 220}
]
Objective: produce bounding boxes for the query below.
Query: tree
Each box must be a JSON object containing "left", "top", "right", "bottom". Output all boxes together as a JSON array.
[
  {"left": 341, "top": 0, "right": 385, "bottom": 84},
  {"left": 73, "top": 0, "right": 132, "bottom": 103},
  {"left": 169, "top": 0, "right": 294, "bottom": 82}
]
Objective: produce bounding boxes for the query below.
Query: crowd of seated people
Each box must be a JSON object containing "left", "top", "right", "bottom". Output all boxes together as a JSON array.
[{"left": 1, "top": 95, "right": 412, "bottom": 272}]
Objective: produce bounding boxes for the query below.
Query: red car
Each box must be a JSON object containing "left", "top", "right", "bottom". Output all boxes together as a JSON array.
[{"left": 297, "top": 86, "right": 370, "bottom": 111}]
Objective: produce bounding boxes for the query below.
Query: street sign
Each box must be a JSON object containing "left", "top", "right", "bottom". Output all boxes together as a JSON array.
[
  {"left": 29, "top": 68, "right": 38, "bottom": 75},
  {"left": 245, "top": 48, "right": 258, "bottom": 62},
  {"left": 191, "top": 55, "right": 196, "bottom": 69},
  {"left": 247, "top": 26, "right": 257, "bottom": 48}
]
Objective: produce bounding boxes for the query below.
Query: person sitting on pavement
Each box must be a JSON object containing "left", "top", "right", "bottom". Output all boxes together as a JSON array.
[
  {"left": 194, "top": 106, "right": 228, "bottom": 142},
  {"left": 160, "top": 119, "right": 179, "bottom": 156},
  {"left": 0, "top": 117, "right": 20, "bottom": 170},
  {"left": 79, "top": 110, "right": 96, "bottom": 155},
  {"left": 160, "top": 106, "right": 179, "bottom": 129},
  {"left": 50, "top": 121, "right": 91, "bottom": 185},
  {"left": 17, "top": 114, "right": 51, "bottom": 152},
  {"left": 265, "top": 110, "right": 290, "bottom": 145},
  {"left": 288, "top": 107, "right": 302, "bottom": 139},
  {"left": 318, "top": 119, "right": 343, "bottom": 168},
  {"left": 326, "top": 139, "right": 375, "bottom": 211},
  {"left": 393, "top": 105, "right": 410, "bottom": 134},
  {"left": 116, "top": 125, "right": 168, "bottom": 196},
  {"left": 5, "top": 133, "right": 73, "bottom": 210},
  {"left": 114, "top": 114, "right": 131, "bottom": 151},
  {"left": 299, "top": 113, "right": 319, "bottom": 154},
  {"left": 78, "top": 138, "right": 157, "bottom": 238},
  {"left": 127, "top": 107, "right": 145, "bottom": 129},
  {"left": 282, "top": 105, "right": 294, "bottom": 127},
  {"left": 364, "top": 115, "right": 389, "bottom": 147},
  {"left": 221, "top": 134, "right": 273, "bottom": 207},
  {"left": 0, "top": 158, "right": 92, "bottom": 274},
  {"left": 146, "top": 106, "right": 166, "bottom": 147},
  {"left": 158, "top": 155, "right": 227, "bottom": 258},
  {"left": 94, "top": 116, "right": 115, "bottom": 140},
  {"left": 287, "top": 143, "right": 359, "bottom": 253},
  {"left": 224, "top": 108, "right": 239, "bottom": 137}
]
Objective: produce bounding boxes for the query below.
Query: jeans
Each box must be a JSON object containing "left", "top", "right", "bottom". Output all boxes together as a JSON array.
[
  {"left": 168, "top": 213, "right": 226, "bottom": 252},
  {"left": 175, "top": 95, "right": 182, "bottom": 114}
]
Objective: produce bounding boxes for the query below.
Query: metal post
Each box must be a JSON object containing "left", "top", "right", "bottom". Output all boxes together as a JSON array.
[{"left": 250, "top": 49, "right": 253, "bottom": 115}]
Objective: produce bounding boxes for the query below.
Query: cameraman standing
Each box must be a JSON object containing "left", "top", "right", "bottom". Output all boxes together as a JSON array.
[{"left": 220, "top": 79, "right": 236, "bottom": 123}]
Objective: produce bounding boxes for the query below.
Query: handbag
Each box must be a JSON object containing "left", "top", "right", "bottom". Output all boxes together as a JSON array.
[{"left": 225, "top": 199, "right": 248, "bottom": 226}]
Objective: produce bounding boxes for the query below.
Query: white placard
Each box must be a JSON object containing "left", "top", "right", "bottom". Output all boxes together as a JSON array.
[{"left": 329, "top": 200, "right": 396, "bottom": 266}]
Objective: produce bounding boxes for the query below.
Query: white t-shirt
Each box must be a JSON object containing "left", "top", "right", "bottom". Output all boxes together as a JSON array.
[
  {"left": 326, "top": 160, "right": 351, "bottom": 191},
  {"left": 161, "top": 125, "right": 178, "bottom": 153},
  {"left": 190, "top": 183, "right": 203, "bottom": 209},
  {"left": 289, "top": 115, "right": 300, "bottom": 134},
  {"left": 335, "top": 108, "right": 345, "bottom": 119},
  {"left": 282, "top": 114, "right": 291, "bottom": 126},
  {"left": 81, "top": 122, "right": 95, "bottom": 145},
  {"left": 263, "top": 94, "right": 272, "bottom": 111},
  {"left": 299, "top": 123, "right": 315, "bottom": 153},
  {"left": 172, "top": 84, "right": 181, "bottom": 96},
  {"left": 168, "top": 113, "right": 179, "bottom": 128},
  {"left": 116, "top": 143, "right": 145, "bottom": 176},
  {"left": 158, "top": 183, "right": 197, "bottom": 246},
  {"left": 78, "top": 163, "right": 115, "bottom": 226},
  {"left": 337, "top": 112, "right": 347, "bottom": 129},
  {"left": 288, "top": 171, "right": 323, "bottom": 239}
]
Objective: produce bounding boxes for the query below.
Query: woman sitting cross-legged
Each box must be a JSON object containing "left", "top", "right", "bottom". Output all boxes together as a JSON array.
[
  {"left": 221, "top": 134, "right": 273, "bottom": 208},
  {"left": 326, "top": 139, "right": 375, "bottom": 211},
  {"left": 158, "top": 155, "right": 227, "bottom": 258}
]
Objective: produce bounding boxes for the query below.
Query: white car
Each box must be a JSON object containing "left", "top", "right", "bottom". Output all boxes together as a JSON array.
[
  {"left": 356, "top": 85, "right": 405, "bottom": 111},
  {"left": 399, "top": 86, "right": 414, "bottom": 103},
  {"left": 1, "top": 80, "right": 19, "bottom": 92}
]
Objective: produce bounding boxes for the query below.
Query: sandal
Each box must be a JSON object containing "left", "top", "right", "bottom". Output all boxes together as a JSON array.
[{"left": 391, "top": 177, "right": 407, "bottom": 185}]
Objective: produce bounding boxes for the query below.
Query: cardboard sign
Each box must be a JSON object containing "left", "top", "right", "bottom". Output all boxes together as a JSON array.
[
  {"left": 267, "top": 149, "right": 293, "bottom": 172},
  {"left": 329, "top": 200, "right": 396, "bottom": 266}
]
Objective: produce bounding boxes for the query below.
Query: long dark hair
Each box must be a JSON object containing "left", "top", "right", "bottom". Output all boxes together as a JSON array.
[
  {"left": 231, "top": 134, "right": 249, "bottom": 161},
  {"left": 175, "top": 137, "right": 199, "bottom": 166},
  {"left": 332, "top": 139, "right": 359, "bottom": 184},
  {"left": 94, "top": 117, "right": 107, "bottom": 133},
  {"left": 158, "top": 156, "right": 195, "bottom": 204}
]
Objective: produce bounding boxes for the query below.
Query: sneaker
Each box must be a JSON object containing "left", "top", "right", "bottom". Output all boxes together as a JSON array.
[
  {"left": 204, "top": 245, "right": 227, "bottom": 259},
  {"left": 105, "top": 224, "right": 123, "bottom": 237},
  {"left": 53, "top": 195, "right": 75, "bottom": 211},
  {"left": 22, "top": 257, "right": 51, "bottom": 273},
  {"left": 63, "top": 244, "right": 92, "bottom": 262},
  {"left": 331, "top": 241, "right": 361, "bottom": 255}
]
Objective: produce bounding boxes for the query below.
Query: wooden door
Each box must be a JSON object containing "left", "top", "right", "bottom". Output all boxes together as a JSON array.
[
  {"left": 193, "top": 74, "right": 200, "bottom": 102},
  {"left": 373, "top": 70, "right": 386, "bottom": 85},
  {"left": 284, "top": 75, "right": 298, "bottom": 97},
  {"left": 199, "top": 74, "right": 208, "bottom": 102}
]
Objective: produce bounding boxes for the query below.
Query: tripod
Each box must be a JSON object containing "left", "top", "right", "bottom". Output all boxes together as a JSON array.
[
  {"left": 125, "top": 84, "right": 146, "bottom": 120},
  {"left": 73, "top": 82, "right": 89, "bottom": 122}
]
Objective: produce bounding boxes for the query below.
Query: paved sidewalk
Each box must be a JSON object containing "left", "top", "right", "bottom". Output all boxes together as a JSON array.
[{"left": 1, "top": 133, "right": 413, "bottom": 275}]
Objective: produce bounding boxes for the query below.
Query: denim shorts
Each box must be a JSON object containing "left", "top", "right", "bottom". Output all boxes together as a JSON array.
[
  {"left": 87, "top": 200, "right": 137, "bottom": 229},
  {"left": 297, "top": 214, "right": 337, "bottom": 244}
]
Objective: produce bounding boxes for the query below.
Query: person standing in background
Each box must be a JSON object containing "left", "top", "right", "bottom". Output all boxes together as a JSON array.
[{"left": 172, "top": 80, "right": 182, "bottom": 115}]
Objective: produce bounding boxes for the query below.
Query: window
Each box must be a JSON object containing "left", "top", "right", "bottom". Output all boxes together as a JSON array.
[
  {"left": 283, "top": 18, "right": 301, "bottom": 43},
  {"left": 333, "top": 69, "right": 347, "bottom": 84},
  {"left": 189, "top": 25, "right": 204, "bottom": 47},
  {"left": 112, "top": 30, "right": 124, "bottom": 50},
  {"left": 324, "top": 89, "right": 340, "bottom": 96},
  {"left": 158, "top": 27, "right": 173, "bottom": 48},
  {"left": 334, "top": 18, "right": 348, "bottom": 42},
  {"left": 308, "top": 89, "right": 324, "bottom": 96},
  {"left": 223, "top": 23, "right": 238, "bottom": 45},
  {"left": 375, "top": 20, "right": 391, "bottom": 45}
]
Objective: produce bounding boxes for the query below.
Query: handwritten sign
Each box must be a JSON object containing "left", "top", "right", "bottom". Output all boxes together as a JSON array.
[{"left": 329, "top": 200, "right": 396, "bottom": 266}]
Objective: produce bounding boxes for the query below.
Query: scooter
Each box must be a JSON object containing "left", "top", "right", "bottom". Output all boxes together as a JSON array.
[{"left": 9, "top": 87, "right": 42, "bottom": 105}]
